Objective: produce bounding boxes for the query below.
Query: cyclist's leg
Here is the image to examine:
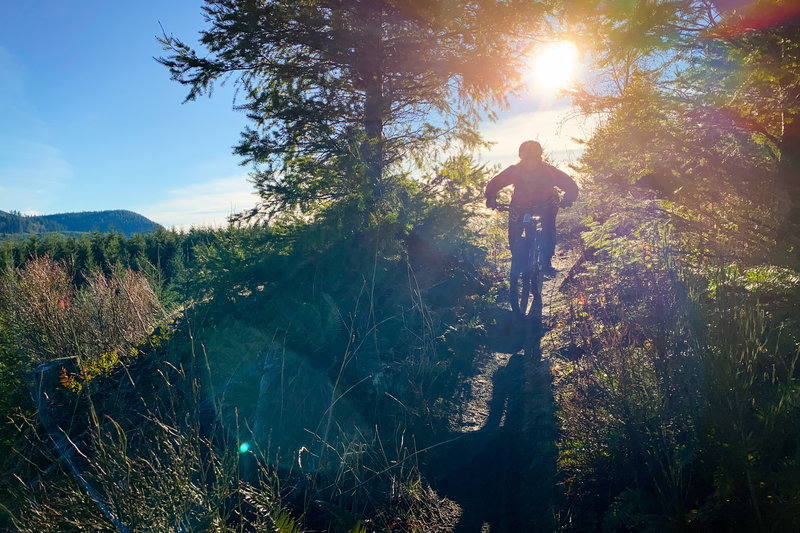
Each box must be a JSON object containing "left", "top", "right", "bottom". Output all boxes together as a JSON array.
[
  {"left": 508, "top": 218, "right": 524, "bottom": 257},
  {"left": 540, "top": 203, "right": 558, "bottom": 267},
  {"left": 508, "top": 217, "right": 529, "bottom": 314}
]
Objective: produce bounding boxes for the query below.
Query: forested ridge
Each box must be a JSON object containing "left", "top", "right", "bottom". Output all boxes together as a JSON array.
[
  {"left": 2, "top": 0, "right": 800, "bottom": 531},
  {"left": 0, "top": 210, "right": 162, "bottom": 238}
]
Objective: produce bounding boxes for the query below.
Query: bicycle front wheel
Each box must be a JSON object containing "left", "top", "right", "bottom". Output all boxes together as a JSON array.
[
  {"left": 509, "top": 255, "right": 532, "bottom": 317},
  {"left": 529, "top": 262, "right": 543, "bottom": 318},
  {"left": 528, "top": 231, "right": 544, "bottom": 318}
]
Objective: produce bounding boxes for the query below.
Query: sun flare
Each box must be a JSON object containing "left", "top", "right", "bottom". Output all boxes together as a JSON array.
[{"left": 531, "top": 41, "right": 579, "bottom": 90}]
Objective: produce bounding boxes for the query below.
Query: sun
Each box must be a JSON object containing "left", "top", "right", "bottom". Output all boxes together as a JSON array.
[{"left": 530, "top": 41, "right": 580, "bottom": 90}]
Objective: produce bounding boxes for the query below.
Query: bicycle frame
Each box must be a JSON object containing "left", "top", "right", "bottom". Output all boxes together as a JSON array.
[{"left": 496, "top": 201, "right": 551, "bottom": 317}]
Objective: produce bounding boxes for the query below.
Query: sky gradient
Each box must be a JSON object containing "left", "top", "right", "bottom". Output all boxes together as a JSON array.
[{"left": 0, "top": 1, "right": 591, "bottom": 229}]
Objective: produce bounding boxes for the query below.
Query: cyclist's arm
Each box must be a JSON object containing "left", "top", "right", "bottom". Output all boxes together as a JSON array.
[
  {"left": 550, "top": 166, "right": 578, "bottom": 204},
  {"left": 484, "top": 166, "right": 516, "bottom": 206}
]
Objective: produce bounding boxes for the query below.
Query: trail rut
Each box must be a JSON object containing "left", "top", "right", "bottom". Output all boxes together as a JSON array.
[{"left": 428, "top": 246, "right": 580, "bottom": 531}]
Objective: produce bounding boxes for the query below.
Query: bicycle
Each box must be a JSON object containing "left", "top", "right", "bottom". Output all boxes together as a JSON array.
[{"left": 494, "top": 200, "right": 556, "bottom": 318}]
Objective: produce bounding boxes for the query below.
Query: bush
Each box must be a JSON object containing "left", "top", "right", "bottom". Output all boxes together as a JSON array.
[{"left": 0, "top": 257, "right": 162, "bottom": 368}]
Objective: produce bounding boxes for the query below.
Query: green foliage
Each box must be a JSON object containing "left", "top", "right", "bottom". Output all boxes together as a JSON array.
[
  {"left": 0, "top": 148, "right": 494, "bottom": 530},
  {"left": 552, "top": 7, "right": 800, "bottom": 524},
  {"left": 553, "top": 203, "right": 702, "bottom": 530},
  {"left": 8, "top": 340, "right": 298, "bottom": 532},
  {"left": 0, "top": 226, "right": 223, "bottom": 311},
  {"left": 561, "top": 0, "right": 800, "bottom": 269},
  {"left": 186, "top": 172, "right": 490, "bottom": 416},
  {"left": 550, "top": 180, "right": 800, "bottom": 530},
  {"left": 0, "top": 310, "right": 32, "bottom": 529},
  {"left": 700, "top": 321, "right": 800, "bottom": 528}
]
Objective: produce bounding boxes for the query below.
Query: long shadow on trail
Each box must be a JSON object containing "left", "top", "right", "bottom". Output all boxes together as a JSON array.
[{"left": 429, "top": 310, "right": 560, "bottom": 532}]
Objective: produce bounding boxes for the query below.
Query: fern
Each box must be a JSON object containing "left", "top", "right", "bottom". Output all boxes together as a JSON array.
[{"left": 273, "top": 510, "right": 302, "bottom": 533}]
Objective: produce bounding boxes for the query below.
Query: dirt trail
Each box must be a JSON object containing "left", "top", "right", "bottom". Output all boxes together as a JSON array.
[{"left": 429, "top": 247, "right": 580, "bottom": 531}]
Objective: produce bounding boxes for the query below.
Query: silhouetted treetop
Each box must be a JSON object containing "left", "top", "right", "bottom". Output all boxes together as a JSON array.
[{"left": 158, "top": 0, "right": 544, "bottom": 218}]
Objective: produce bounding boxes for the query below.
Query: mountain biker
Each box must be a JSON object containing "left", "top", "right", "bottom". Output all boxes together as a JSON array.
[{"left": 485, "top": 140, "right": 578, "bottom": 274}]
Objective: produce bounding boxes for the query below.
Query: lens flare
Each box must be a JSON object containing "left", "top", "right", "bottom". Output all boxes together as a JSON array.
[{"left": 239, "top": 442, "right": 250, "bottom": 453}]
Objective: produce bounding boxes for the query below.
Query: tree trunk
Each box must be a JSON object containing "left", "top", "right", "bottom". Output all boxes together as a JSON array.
[
  {"left": 781, "top": 83, "right": 800, "bottom": 206},
  {"left": 775, "top": 85, "right": 800, "bottom": 265},
  {"left": 361, "top": 1, "right": 384, "bottom": 194}
]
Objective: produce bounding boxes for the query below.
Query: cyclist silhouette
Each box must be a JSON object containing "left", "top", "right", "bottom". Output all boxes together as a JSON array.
[{"left": 485, "top": 140, "right": 578, "bottom": 274}]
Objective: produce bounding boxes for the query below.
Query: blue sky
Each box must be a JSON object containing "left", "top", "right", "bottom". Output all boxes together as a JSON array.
[{"left": 1, "top": 1, "right": 591, "bottom": 228}]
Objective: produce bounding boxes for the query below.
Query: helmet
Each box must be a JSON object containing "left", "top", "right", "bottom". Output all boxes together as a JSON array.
[{"left": 518, "top": 140, "right": 543, "bottom": 161}]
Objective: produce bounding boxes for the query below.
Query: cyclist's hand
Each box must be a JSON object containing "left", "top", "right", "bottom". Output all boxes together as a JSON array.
[{"left": 486, "top": 197, "right": 498, "bottom": 210}]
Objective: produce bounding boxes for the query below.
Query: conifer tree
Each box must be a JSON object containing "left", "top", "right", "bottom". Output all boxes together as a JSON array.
[
  {"left": 560, "top": 0, "right": 800, "bottom": 264},
  {"left": 158, "top": 0, "right": 542, "bottom": 218}
]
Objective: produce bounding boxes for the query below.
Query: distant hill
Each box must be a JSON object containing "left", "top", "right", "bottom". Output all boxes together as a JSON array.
[{"left": 0, "top": 210, "right": 162, "bottom": 237}]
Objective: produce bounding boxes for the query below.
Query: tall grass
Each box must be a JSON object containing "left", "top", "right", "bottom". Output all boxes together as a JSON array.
[
  {"left": 0, "top": 214, "right": 477, "bottom": 532},
  {"left": 550, "top": 199, "right": 800, "bottom": 530},
  {"left": 0, "top": 257, "right": 161, "bottom": 367}
]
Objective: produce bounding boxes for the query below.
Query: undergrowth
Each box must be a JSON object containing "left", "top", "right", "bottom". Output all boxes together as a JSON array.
[
  {"left": 546, "top": 190, "right": 800, "bottom": 531},
  {"left": 0, "top": 184, "right": 497, "bottom": 531}
]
